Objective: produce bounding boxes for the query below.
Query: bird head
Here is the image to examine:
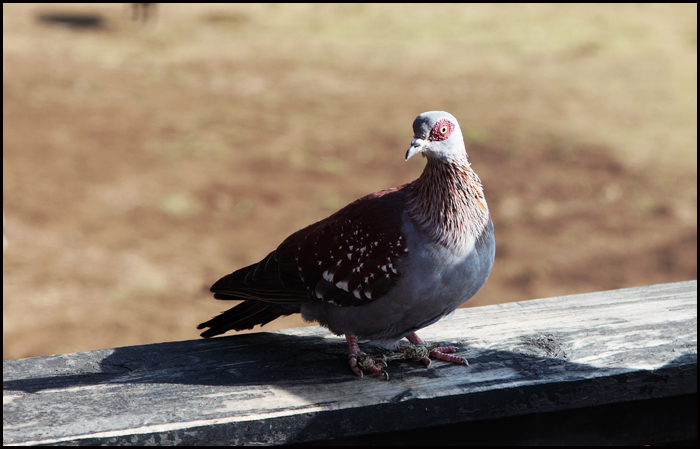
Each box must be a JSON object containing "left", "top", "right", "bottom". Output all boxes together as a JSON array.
[{"left": 405, "top": 111, "right": 466, "bottom": 162}]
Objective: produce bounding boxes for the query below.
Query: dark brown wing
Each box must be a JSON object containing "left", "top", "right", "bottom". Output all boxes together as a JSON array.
[
  {"left": 276, "top": 185, "right": 409, "bottom": 307},
  {"left": 199, "top": 184, "right": 411, "bottom": 337}
]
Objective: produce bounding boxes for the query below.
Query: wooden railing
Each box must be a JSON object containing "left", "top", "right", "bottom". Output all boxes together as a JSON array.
[{"left": 3, "top": 281, "right": 697, "bottom": 445}]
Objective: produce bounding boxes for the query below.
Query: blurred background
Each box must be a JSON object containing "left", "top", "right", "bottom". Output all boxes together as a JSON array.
[{"left": 3, "top": 3, "right": 697, "bottom": 360}]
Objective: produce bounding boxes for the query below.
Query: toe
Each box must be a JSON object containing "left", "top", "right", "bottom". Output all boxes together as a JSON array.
[
  {"left": 348, "top": 354, "right": 364, "bottom": 377},
  {"left": 432, "top": 351, "right": 468, "bottom": 365}
]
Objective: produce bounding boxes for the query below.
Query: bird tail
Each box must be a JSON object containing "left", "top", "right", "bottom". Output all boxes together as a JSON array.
[
  {"left": 201, "top": 251, "right": 309, "bottom": 337},
  {"left": 197, "top": 299, "right": 301, "bottom": 338}
]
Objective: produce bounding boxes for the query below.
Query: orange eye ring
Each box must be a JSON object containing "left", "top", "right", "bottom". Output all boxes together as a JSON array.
[{"left": 440, "top": 126, "right": 448, "bottom": 134}]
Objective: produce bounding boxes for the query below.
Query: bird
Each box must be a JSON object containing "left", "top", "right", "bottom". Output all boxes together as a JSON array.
[{"left": 199, "top": 111, "right": 495, "bottom": 378}]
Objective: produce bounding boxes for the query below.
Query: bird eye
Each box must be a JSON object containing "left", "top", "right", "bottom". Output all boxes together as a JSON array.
[{"left": 429, "top": 119, "right": 454, "bottom": 141}]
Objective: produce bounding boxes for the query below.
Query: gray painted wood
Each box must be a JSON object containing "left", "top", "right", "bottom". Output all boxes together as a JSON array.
[{"left": 3, "top": 281, "right": 697, "bottom": 445}]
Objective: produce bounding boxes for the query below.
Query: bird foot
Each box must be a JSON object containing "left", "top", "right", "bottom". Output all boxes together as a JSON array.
[
  {"left": 349, "top": 352, "right": 389, "bottom": 378},
  {"left": 385, "top": 343, "right": 468, "bottom": 367},
  {"left": 346, "top": 333, "right": 389, "bottom": 378},
  {"left": 345, "top": 332, "right": 467, "bottom": 379},
  {"left": 394, "top": 332, "right": 469, "bottom": 367}
]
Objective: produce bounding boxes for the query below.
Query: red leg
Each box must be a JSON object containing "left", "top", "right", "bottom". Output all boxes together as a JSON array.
[
  {"left": 406, "top": 332, "right": 426, "bottom": 345},
  {"left": 346, "top": 334, "right": 364, "bottom": 377}
]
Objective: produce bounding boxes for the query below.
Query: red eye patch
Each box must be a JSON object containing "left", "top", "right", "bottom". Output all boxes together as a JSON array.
[{"left": 428, "top": 119, "right": 455, "bottom": 141}]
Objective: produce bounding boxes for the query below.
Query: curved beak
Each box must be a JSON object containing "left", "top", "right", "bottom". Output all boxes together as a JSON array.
[{"left": 405, "top": 138, "right": 428, "bottom": 161}]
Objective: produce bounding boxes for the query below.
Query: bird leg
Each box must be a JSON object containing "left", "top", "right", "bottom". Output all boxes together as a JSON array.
[
  {"left": 346, "top": 334, "right": 389, "bottom": 379},
  {"left": 393, "top": 332, "right": 468, "bottom": 367}
]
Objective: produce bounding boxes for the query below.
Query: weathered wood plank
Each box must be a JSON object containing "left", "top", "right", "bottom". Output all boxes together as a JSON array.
[{"left": 3, "top": 281, "right": 697, "bottom": 445}]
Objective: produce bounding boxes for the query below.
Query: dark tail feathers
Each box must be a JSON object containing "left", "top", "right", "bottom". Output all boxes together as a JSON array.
[{"left": 198, "top": 299, "right": 301, "bottom": 338}]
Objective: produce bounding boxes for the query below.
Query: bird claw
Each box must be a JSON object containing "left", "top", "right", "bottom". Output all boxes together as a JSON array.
[
  {"left": 402, "top": 332, "right": 469, "bottom": 366},
  {"left": 349, "top": 352, "right": 389, "bottom": 379},
  {"left": 430, "top": 349, "right": 469, "bottom": 365},
  {"left": 388, "top": 342, "right": 469, "bottom": 367},
  {"left": 345, "top": 333, "right": 466, "bottom": 379}
]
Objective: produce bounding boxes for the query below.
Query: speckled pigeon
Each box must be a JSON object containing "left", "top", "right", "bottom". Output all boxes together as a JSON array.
[{"left": 199, "top": 111, "right": 495, "bottom": 378}]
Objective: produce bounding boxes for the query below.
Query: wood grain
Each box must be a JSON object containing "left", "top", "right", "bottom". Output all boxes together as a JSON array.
[{"left": 3, "top": 281, "right": 696, "bottom": 445}]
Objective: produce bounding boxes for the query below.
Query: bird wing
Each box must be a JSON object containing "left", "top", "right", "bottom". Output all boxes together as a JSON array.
[
  {"left": 210, "top": 250, "right": 310, "bottom": 302},
  {"left": 276, "top": 185, "right": 409, "bottom": 307},
  {"left": 210, "top": 184, "right": 410, "bottom": 309}
]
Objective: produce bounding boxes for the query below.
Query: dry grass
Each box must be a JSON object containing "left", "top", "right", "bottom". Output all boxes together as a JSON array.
[{"left": 3, "top": 4, "right": 697, "bottom": 359}]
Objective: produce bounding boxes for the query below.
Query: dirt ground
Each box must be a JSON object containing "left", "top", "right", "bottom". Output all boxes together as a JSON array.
[{"left": 3, "top": 4, "right": 697, "bottom": 360}]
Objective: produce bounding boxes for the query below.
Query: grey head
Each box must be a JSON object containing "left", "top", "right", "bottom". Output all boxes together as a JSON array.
[{"left": 405, "top": 111, "right": 466, "bottom": 162}]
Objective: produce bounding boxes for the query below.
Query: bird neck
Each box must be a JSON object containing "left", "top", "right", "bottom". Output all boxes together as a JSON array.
[{"left": 406, "top": 154, "right": 490, "bottom": 251}]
